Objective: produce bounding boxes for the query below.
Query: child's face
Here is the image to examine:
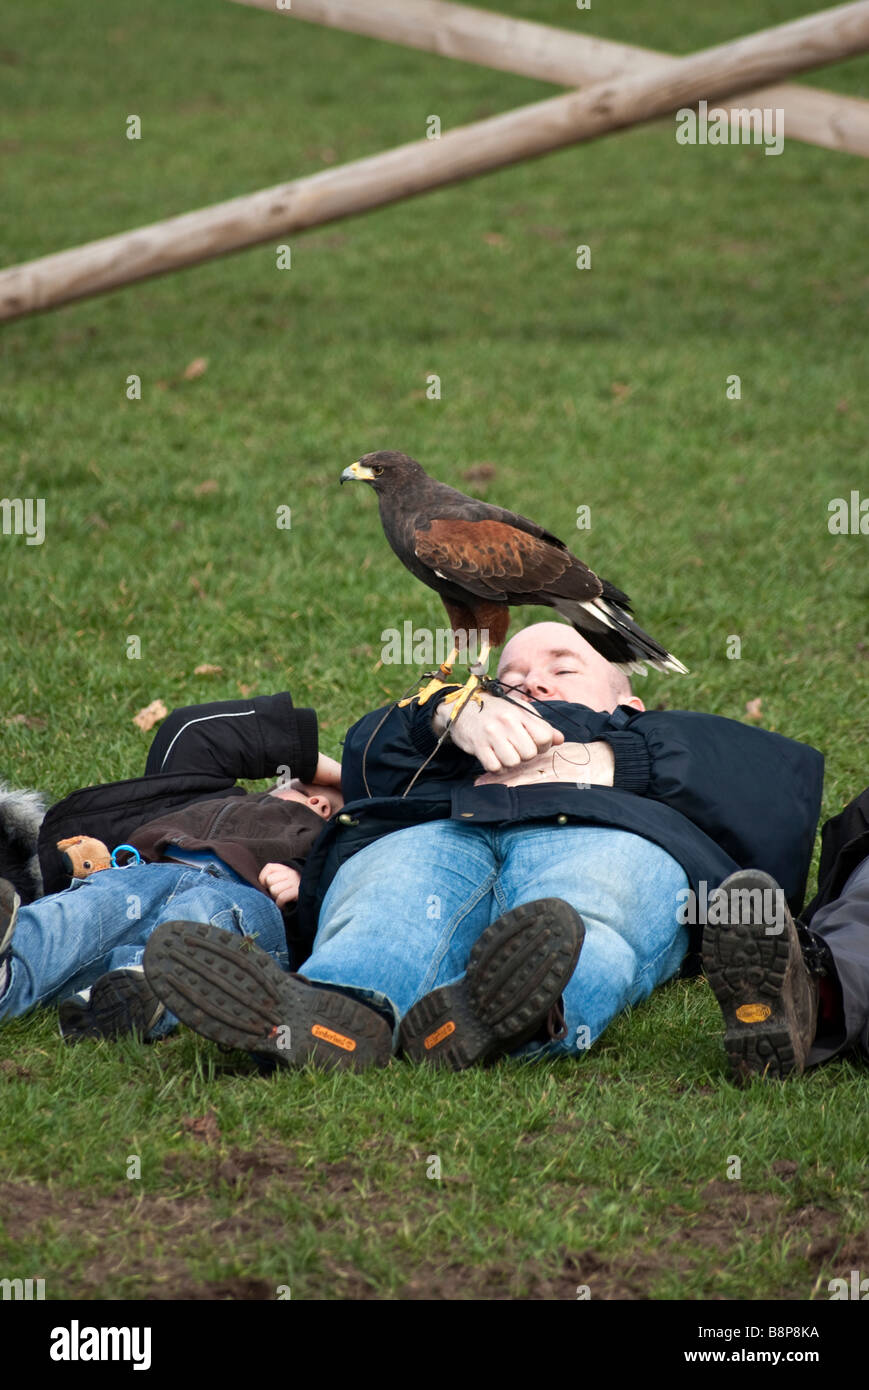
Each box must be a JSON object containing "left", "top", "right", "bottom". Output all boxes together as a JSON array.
[{"left": 269, "top": 786, "right": 335, "bottom": 819}]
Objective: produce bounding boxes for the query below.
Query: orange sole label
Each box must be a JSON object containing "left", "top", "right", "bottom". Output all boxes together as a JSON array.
[
  {"left": 736, "top": 1003, "right": 772, "bottom": 1023},
  {"left": 311, "top": 1024, "right": 357, "bottom": 1051},
  {"left": 424, "top": 1020, "right": 456, "bottom": 1050}
]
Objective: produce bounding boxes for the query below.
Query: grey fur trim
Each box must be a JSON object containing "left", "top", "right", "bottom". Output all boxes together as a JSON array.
[{"left": 0, "top": 781, "right": 47, "bottom": 901}]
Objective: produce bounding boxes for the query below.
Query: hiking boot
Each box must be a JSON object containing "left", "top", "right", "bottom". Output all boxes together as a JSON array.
[
  {"left": 702, "top": 869, "right": 819, "bottom": 1081},
  {"left": 0, "top": 877, "right": 21, "bottom": 1000},
  {"left": 143, "top": 920, "right": 393, "bottom": 1071},
  {"left": 399, "top": 897, "right": 584, "bottom": 1069},
  {"left": 58, "top": 966, "right": 166, "bottom": 1042}
]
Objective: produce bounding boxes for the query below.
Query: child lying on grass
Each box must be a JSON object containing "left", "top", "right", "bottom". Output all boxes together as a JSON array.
[{"left": 0, "top": 691, "right": 339, "bottom": 1041}]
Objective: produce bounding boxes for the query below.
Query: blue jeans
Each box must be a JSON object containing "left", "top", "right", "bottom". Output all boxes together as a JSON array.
[
  {"left": 1, "top": 862, "right": 288, "bottom": 1036},
  {"left": 306, "top": 823, "right": 690, "bottom": 1056}
]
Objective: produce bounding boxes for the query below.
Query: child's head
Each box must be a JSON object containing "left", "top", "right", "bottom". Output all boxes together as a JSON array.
[{"left": 269, "top": 783, "right": 342, "bottom": 819}]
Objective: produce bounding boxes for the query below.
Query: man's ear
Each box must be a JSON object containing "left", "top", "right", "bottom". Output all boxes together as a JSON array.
[{"left": 623, "top": 696, "right": 645, "bottom": 712}]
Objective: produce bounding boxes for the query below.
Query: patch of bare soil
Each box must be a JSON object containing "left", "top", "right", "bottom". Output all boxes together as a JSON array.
[
  {"left": 392, "top": 1183, "right": 857, "bottom": 1301},
  {"left": 0, "top": 1146, "right": 311, "bottom": 1299},
  {"left": 553, "top": 1182, "right": 848, "bottom": 1301},
  {"left": 0, "top": 1160, "right": 861, "bottom": 1301}
]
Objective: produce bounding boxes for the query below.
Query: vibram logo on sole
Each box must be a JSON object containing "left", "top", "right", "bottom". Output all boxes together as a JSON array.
[
  {"left": 311, "top": 1024, "right": 356, "bottom": 1051},
  {"left": 424, "top": 1020, "right": 456, "bottom": 1049},
  {"left": 736, "top": 1003, "right": 772, "bottom": 1023}
]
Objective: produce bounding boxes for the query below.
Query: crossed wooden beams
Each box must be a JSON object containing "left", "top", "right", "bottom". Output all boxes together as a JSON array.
[
  {"left": 253, "top": 0, "right": 869, "bottom": 156},
  {"left": 2, "top": 0, "right": 868, "bottom": 321}
]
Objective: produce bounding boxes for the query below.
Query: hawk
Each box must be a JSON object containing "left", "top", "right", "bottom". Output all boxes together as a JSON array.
[{"left": 341, "top": 451, "right": 687, "bottom": 711}]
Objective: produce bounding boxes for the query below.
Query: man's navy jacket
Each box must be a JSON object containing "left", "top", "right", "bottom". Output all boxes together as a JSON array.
[{"left": 297, "top": 694, "right": 825, "bottom": 959}]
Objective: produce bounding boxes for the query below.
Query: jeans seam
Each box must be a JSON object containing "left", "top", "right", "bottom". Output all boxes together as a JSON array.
[
  {"left": 491, "top": 874, "right": 508, "bottom": 917},
  {"left": 417, "top": 870, "right": 497, "bottom": 997},
  {"left": 162, "top": 868, "right": 200, "bottom": 906}
]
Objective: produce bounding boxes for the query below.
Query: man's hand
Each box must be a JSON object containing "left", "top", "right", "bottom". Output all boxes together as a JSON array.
[
  {"left": 258, "top": 862, "right": 301, "bottom": 909},
  {"left": 433, "top": 690, "right": 564, "bottom": 773},
  {"left": 474, "top": 740, "right": 615, "bottom": 788}
]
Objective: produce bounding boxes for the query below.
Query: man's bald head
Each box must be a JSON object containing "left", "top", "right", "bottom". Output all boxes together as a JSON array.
[{"left": 497, "top": 622, "right": 644, "bottom": 713}]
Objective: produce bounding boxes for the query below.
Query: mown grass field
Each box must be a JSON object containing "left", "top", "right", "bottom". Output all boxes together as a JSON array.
[{"left": 1, "top": 0, "right": 867, "bottom": 1301}]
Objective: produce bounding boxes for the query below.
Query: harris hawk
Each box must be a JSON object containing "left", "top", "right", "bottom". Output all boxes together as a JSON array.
[{"left": 341, "top": 451, "right": 687, "bottom": 712}]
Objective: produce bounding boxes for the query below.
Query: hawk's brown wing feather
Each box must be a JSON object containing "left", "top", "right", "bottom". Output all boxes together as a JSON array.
[{"left": 413, "top": 518, "right": 601, "bottom": 600}]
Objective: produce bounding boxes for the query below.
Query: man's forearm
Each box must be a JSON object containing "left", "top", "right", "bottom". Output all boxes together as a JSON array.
[
  {"left": 474, "top": 740, "right": 615, "bottom": 789},
  {"left": 431, "top": 691, "right": 564, "bottom": 773}
]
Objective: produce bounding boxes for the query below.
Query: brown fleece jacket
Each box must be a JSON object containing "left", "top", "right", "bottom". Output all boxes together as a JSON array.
[{"left": 129, "top": 791, "right": 325, "bottom": 894}]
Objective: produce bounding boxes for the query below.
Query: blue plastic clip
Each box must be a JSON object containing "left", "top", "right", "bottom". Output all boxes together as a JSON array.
[{"left": 111, "top": 844, "right": 143, "bottom": 868}]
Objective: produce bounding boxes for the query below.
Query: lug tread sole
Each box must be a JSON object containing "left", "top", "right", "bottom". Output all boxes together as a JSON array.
[
  {"left": 144, "top": 921, "right": 391, "bottom": 1070},
  {"left": 400, "top": 898, "right": 582, "bottom": 1069},
  {"left": 58, "top": 971, "right": 163, "bottom": 1040},
  {"left": 702, "top": 871, "right": 812, "bottom": 1082}
]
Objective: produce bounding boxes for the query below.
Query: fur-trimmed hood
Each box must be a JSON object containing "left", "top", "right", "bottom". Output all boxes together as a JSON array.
[{"left": 0, "top": 781, "right": 47, "bottom": 902}]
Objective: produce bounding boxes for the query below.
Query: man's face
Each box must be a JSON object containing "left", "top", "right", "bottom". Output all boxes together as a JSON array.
[{"left": 497, "top": 622, "right": 644, "bottom": 713}]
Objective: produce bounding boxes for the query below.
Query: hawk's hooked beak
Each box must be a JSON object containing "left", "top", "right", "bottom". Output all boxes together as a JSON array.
[{"left": 340, "top": 461, "right": 375, "bottom": 485}]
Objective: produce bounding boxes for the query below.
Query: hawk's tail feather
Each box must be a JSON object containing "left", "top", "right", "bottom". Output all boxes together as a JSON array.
[{"left": 553, "top": 597, "right": 688, "bottom": 676}]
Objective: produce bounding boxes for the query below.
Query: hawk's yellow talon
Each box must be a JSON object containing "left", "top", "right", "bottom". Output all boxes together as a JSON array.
[
  {"left": 445, "top": 673, "right": 485, "bottom": 721},
  {"left": 398, "top": 669, "right": 456, "bottom": 707},
  {"left": 397, "top": 648, "right": 460, "bottom": 707},
  {"left": 416, "top": 676, "right": 454, "bottom": 706}
]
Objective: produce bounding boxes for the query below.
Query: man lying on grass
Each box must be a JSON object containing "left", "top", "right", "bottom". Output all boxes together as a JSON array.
[
  {"left": 137, "top": 622, "right": 861, "bottom": 1083},
  {"left": 2, "top": 623, "right": 861, "bottom": 1080}
]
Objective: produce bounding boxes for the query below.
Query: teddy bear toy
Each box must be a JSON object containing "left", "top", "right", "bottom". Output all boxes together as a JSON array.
[{"left": 56, "top": 835, "right": 112, "bottom": 878}]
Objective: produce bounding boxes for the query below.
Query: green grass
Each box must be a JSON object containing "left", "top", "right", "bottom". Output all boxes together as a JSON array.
[{"left": 1, "top": 0, "right": 867, "bottom": 1300}]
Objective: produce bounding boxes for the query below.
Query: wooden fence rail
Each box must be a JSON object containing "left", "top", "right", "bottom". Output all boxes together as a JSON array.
[
  {"left": 2, "top": 1, "right": 869, "bottom": 320},
  {"left": 234, "top": 0, "right": 869, "bottom": 157}
]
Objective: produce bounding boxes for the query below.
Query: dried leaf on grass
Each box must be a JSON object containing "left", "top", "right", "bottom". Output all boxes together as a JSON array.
[
  {"left": 4, "top": 714, "right": 47, "bottom": 731},
  {"left": 133, "top": 699, "right": 168, "bottom": 732}
]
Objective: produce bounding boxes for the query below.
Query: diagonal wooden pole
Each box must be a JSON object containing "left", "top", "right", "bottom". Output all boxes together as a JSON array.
[
  {"left": 3, "top": 1, "right": 869, "bottom": 321},
  {"left": 233, "top": 0, "right": 869, "bottom": 158}
]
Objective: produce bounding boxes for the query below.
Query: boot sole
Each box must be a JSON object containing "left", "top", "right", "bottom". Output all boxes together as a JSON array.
[
  {"left": 59, "top": 970, "right": 164, "bottom": 1041},
  {"left": 144, "top": 920, "right": 392, "bottom": 1071},
  {"left": 399, "top": 897, "right": 583, "bottom": 1069},
  {"left": 702, "top": 870, "right": 810, "bottom": 1081}
]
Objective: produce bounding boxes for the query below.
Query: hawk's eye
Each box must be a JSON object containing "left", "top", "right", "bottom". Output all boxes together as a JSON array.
[{"left": 373, "top": 466, "right": 384, "bottom": 476}]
